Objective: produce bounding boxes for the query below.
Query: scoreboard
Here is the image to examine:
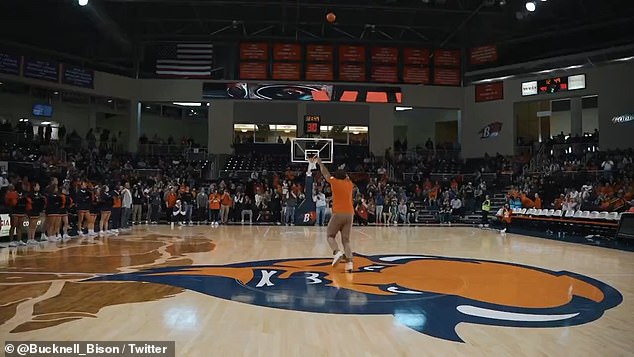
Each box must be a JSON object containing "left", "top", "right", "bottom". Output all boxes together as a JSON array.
[
  {"left": 304, "top": 115, "right": 321, "bottom": 135},
  {"left": 522, "top": 74, "right": 586, "bottom": 96}
]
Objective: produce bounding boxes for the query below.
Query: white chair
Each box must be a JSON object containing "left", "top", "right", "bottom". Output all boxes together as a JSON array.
[
  {"left": 553, "top": 210, "right": 563, "bottom": 217},
  {"left": 590, "top": 211, "right": 600, "bottom": 219},
  {"left": 546, "top": 209, "right": 555, "bottom": 217},
  {"left": 607, "top": 212, "right": 619, "bottom": 220},
  {"left": 581, "top": 211, "right": 591, "bottom": 219},
  {"left": 598, "top": 212, "right": 609, "bottom": 220},
  {"left": 573, "top": 210, "right": 583, "bottom": 218},
  {"left": 520, "top": 208, "right": 527, "bottom": 215},
  {"left": 565, "top": 210, "right": 574, "bottom": 218}
]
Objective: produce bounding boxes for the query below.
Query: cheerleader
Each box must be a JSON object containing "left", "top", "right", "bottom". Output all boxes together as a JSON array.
[
  {"left": 98, "top": 186, "right": 113, "bottom": 237},
  {"left": 86, "top": 186, "right": 99, "bottom": 237},
  {"left": 26, "top": 183, "right": 46, "bottom": 245},
  {"left": 171, "top": 199, "right": 185, "bottom": 229},
  {"left": 75, "top": 181, "right": 93, "bottom": 236},
  {"left": 45, "top": 185, "right": 63, "bottom": 242},
  {"left": 60, "top": 187, "right": 74, "bottom": 240},
  {"left": 5, "top": 185, "right": 27, "bottom": 246}
]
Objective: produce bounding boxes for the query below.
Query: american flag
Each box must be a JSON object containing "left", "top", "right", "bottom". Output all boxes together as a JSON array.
[{"left": 155, "top": 43, "right": 214, "bottom": 78}]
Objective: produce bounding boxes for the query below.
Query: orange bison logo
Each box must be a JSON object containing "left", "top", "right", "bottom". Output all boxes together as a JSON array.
[{"left": 93, "top": 254, "right": 622, "bottom": 342}]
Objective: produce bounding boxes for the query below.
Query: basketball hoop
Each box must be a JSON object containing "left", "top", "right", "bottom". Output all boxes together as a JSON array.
[{"left": 290, "top": 138, "right": 333, "bottom": 163}]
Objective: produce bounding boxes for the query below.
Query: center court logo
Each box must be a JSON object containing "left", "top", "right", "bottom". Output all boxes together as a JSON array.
[{"left": 92, "top": 254, "right": 622, "bottom": 343}]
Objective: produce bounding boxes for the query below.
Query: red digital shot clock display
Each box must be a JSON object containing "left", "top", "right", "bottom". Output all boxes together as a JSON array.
[{"left": 304, "top": 115, "right": 321, "bottom": 134}]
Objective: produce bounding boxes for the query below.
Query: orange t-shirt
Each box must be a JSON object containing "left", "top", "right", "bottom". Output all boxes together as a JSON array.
[
  {"left": 166, "top": 192, "right": 177, "bottom": 208},
  {"left": 534, "top": 197, "right": 542, "bottom": 209},
  {"left": 208, "top": 193, "right": 221, "bottom": 210},
  {"left": 329, "top": 177, "right": 354, "bottom": 214},
  {"left": 5, "top": 191, "right": 18, "bottom": 207},
  {"left": 221, "top": 193, "right": 233, "bottom": 206}
]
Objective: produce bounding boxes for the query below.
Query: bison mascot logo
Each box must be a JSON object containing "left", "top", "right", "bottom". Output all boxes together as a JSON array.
[{"left": 92, "top": 254, "right": 622, "bottom": 342}]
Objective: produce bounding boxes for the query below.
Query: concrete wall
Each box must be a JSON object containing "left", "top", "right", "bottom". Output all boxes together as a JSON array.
[
  {"left": 394, "top": 108, "right": 459, "bottom": 148},
  {"left": 2, "top": 60, "right": 632, "bottom": 157},
  {"left": 0, "top": 92, "right": 96, "bottom": 136},
  {"left": 550, "top": 111, "right": 571, "bottom": 138}
]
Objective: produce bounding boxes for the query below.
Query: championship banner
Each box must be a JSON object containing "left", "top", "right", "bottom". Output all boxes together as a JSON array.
[
  {"left": 475, "top": 82, "right": 504, "bottom": 102},
  {"left": 479, "top": 122, "right": 503, "bottom": 139},
  {"left": 470, "top": 45, "right": 498, "bottom": 65}
]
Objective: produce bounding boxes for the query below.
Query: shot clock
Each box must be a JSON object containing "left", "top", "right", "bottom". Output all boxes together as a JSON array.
[{"left": 304, "top": 115, "right": 321, "bottom": 135}]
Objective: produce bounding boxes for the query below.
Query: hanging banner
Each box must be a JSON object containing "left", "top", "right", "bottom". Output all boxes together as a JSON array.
[
  {"left": 273, "top": 43, "right": 302, "bottom": 61},
  {"left": 339, "top": 45, "right": 366, "bottom": 63},
  {"left": 403, "top": 48, "right": 430, "bottom": 65},
  {"left": 470, "top": 45, "right": 498, "bottom": 65},
  {"left": 306, "top": 45, "right": 333, "bottom": 62},
  {"left": 433, "top": 49, "right": 461, "bottom": 67},
  {"left": 240, "top": 42, "right": 269, "bottom": 60},
  {"left": 475, "top": 81, "right": 504, "bottom": 102},
  {"left": 0, "top": 52, "right": 21, "bottom": 75},
  {"left": 403, "top": 66, "right": 430, "bottom": 84},
  {"left": 371, "top": 47, "right": 398, "bottom": 64},
  {"left": 305, "top": 63, "right": 334, "bottom": 81}
]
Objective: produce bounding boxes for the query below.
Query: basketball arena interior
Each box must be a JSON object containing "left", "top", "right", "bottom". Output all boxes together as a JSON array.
[{"left": 1, "top": 1, "right": 633, "bottom": 356}]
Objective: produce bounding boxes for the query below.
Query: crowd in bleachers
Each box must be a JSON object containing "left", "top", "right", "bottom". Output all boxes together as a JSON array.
[{"left": 1, "top": 122, "right": 633, "bottom": 248}]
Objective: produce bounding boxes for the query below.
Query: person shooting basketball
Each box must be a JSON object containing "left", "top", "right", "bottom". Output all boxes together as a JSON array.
[{"left": 309, "top": 156, "right": 354, "bottom": 273}]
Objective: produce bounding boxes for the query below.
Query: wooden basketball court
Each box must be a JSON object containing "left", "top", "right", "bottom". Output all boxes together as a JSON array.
[{"left": 1, "top": 225, "right": 632, "bottom": 356}]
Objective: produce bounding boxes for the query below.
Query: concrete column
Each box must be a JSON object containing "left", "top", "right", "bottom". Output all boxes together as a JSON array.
[
  {"left": 208, "top": 100, "right": 234, "bottom": 155},
  {"left": 369, "top": 104, "right": 394, "bottom": 156},
  {"left": 296, "top": 102, "right": 307, "bottom": 137},
  {"left": 128, "top": 100, "right": 141, "bottom": 153},
  {"left": 570, "top": 97, "right": 583, "bottom": 137},
  {"left": 88, "top": 110, "right": 97, "bottom": 132}
]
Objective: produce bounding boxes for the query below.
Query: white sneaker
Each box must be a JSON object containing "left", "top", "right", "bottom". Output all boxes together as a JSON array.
[
  {"left": 345, "top": 261, "right": 353, "bottom": 273},
  {"left": 18, "top": 240, "right": 27, "bottom": 246},
  {"left": 41, "top": 233, "right": 48, "bottom": 241},
  {"left": 27, "top": 239, "right": 38, "bottom": 245},
  {"left": 9, "top": 241, "right": 18, "bottom": 247},
  {"left": 331, "top": 251, "right": 344, "bottom": 266},
  {"left": 56, "top": 236, "right": 63, "bottom": 242},
  {"left": 48, "top": 235, "right": 57, "bottom": 242},
  {"left": 500, "top": 228, "right": 507, "bottom": 234},
  {"left": 63, "top": 234, "right": 71, "bottom": 240},
  {"left": 78, "top": 232, "right": 85, "bottom": 237}
]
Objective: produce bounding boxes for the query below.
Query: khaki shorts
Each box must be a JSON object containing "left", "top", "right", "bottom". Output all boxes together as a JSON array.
[{"left": 327, "top": 213, "right": 354, "bottom": 238}]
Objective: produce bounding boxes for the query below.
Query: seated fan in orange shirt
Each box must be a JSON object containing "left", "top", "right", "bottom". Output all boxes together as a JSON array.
[{"left": 311, "top": 157, "right": 355, "bottom": 273}]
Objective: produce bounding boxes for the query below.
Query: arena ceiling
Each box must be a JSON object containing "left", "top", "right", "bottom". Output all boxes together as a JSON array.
[{"left": 1, "top": 0, "right": 633, "bottom": 77}]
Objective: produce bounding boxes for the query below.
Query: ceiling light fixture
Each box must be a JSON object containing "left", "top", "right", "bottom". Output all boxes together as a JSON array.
[
  {"left": 525, "top": 1, "right": 536, "bottom": 12},
  {"left": 78, "top": 0, "right": 89, "bottom": 6},
  {"left": 395, "top": 106, "right": 413, "bottom": 111},
  {"left": 173, "top": 102, "right": 202, "bottom": 107}
]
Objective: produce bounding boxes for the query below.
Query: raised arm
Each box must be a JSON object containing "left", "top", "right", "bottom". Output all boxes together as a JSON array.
[{"left": 314, "top": 157, "right": 331, "bottom": 182}]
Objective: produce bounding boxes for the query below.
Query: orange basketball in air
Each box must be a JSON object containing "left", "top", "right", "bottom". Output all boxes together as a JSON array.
[{"left": 326, "top": 12, "right": 336, "bottom": 23}]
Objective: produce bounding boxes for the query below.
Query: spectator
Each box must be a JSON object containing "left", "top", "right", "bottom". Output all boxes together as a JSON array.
[{"left": 313, "top": 188, "right": 327, "bottom": 226}]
